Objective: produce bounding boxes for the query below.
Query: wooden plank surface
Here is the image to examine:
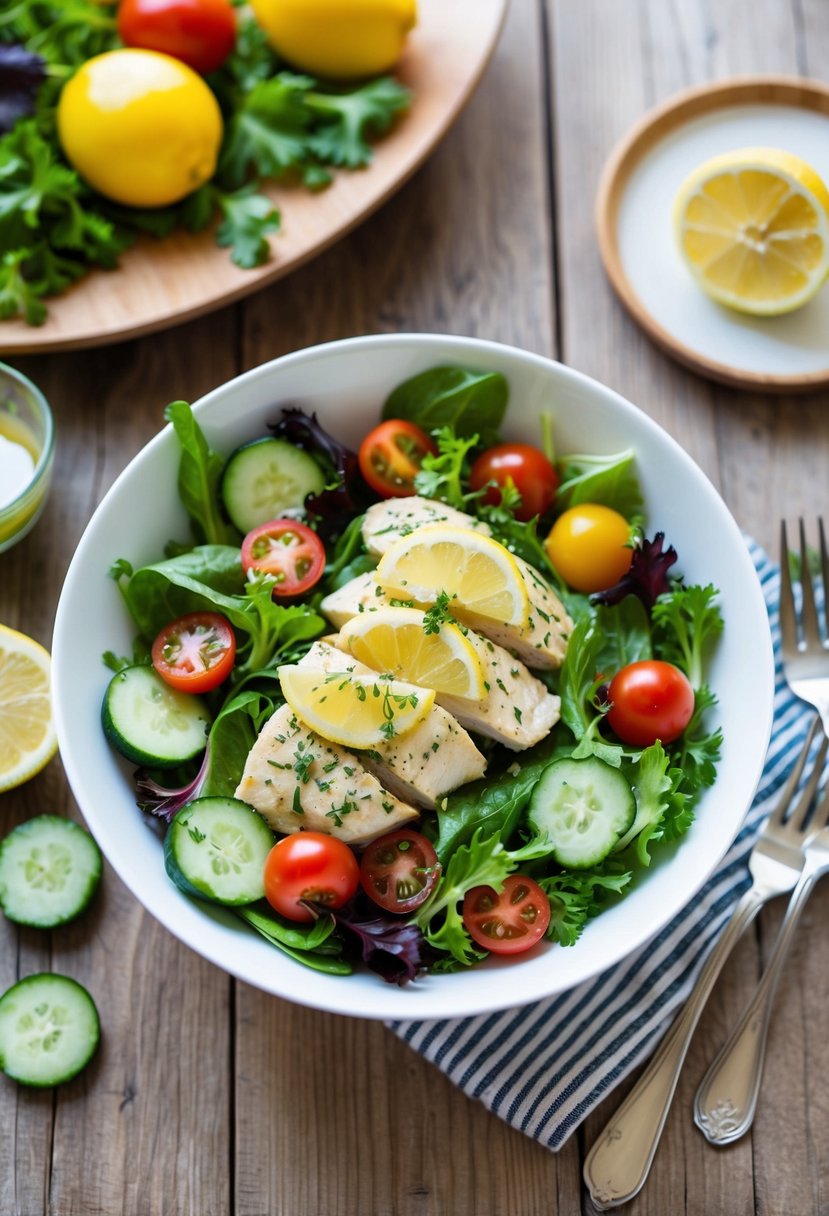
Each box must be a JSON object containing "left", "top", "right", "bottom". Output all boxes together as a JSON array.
[{"left": 1, "top": 0, "right": 828, "bottom": 1212}]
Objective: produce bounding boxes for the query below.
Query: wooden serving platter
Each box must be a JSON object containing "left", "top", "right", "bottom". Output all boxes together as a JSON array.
[
  {"left": 0, "top": 0, "right": 507, "bottom": 354},
  {"left": 596, "top": 77, "right": 829, "bottom": 393}
]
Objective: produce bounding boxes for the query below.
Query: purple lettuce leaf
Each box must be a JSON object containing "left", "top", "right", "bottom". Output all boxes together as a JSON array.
[
  {"left": 592, "top": 531, "right": 678, "bottom": 611},
  {"left": 0, "top": 46, "right": 46, "bottom": 133}
]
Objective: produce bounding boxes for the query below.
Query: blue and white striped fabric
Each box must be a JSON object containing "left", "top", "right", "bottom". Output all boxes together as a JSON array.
[{"left": 389, "top": 538, "right": 814, "bottom": 1151}]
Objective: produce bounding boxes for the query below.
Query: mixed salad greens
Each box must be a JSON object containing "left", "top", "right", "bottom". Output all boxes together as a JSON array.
[{"left": 101, "top": 363, "right": 724, "bottom": 985}]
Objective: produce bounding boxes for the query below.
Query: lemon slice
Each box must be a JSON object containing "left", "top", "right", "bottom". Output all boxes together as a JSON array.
[
  {"left": 338, "top": 606, "right": 486, "bottom": 699},
  {"left": 374, "top": 526, "right": 530, "bottom": 628},
  {"left": 0, "top": 624, "right": 58, "bottom": 792},
  {"left": 278, "top": 663, "right": 435, "bottom": 748},
  {"left": 674, "top": 147, "right": 829, "bottom": 315}
]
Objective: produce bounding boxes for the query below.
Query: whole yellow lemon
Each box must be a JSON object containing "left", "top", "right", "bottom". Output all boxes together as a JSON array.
[
  {"left": 249, "top": 0, "right": 417, "bottom": 79},
  {"left": 57, "top": 49, "right": 223, "bottom": 208}
]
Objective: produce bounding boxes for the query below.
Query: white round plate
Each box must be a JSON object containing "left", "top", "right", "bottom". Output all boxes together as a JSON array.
[
  {"left": 52, "top": 334, "right": 774, "bottom": 1020},
  {"left": 597, "top": 77, "right": 829, "bottom": 392}
]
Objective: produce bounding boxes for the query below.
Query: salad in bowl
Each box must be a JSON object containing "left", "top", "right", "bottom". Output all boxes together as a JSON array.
[{"left": 52, "top": 334, "right": 774, "bottom": 1020}]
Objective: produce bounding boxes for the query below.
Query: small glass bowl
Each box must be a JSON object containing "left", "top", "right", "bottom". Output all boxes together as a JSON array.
[{"left": 0, "top": 362, "right": 55, "bottom": 554}]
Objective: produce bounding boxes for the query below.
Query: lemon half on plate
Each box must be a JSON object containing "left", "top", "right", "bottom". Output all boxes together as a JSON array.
[
  {"left": 0, "top": 624, "right": 58, "bottom": 792},
  {"left": 674, "top": 147, "right": 829, "bottom": 315}
]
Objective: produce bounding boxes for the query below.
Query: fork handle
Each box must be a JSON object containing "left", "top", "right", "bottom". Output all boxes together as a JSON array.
[
  {"left": 694, "top": 864, "right": 819, "bottom": 1145},
  {"left": 583, "top": 886, "right": 766, "bottom": 1211}
]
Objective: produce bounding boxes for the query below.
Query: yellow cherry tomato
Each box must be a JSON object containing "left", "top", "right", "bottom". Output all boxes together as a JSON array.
[
  {"left": 57, "top": 49, "right": 223, "bottom": 208},
  {"left": 544, "top": 504, "right": 634, "bottom": 594},
  {"left": 249, "top": 0, "right": 417, "bottom": 79}
]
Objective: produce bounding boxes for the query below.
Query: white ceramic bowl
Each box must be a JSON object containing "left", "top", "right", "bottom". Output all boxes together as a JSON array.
[{"left": 52, "top": 334, "right": 774, "bottom": 1020}]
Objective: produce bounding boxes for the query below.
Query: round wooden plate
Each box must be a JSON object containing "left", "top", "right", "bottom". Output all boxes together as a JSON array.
[
  {"left": 0, "top": 0, "right": 507, "bottom": 355},
  {"left": 596, "top": 77, "right": 829, "bottom": 393}
]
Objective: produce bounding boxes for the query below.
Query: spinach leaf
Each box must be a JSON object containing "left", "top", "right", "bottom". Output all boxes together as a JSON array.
[
  {"left": 200, "top": 689, "right": 276, "bottom": 799},
  {"left": 556, "top": 449, "right": 643, "bottom": 517},
  {"left": 593, "top": 598, "right": 652, "bottom": 673},
  {"left": 237, "top": 904, "right": 352, "bottom": 974},
  {"left": 434, "top": 732, "right": 564, "bottom": 863},
  {"left": 116, "top": 545, "right": 246, "bottom": 639},
  {"left": 164, "top": 400, "right": 239, "bottom": 547},
  {"left": 383, "top": 365, "right": 508, "bottom": 444}
]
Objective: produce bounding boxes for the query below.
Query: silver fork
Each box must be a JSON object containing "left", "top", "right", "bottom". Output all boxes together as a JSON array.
[
  {"left": 694, "top": 771, "right": 829, "bottom": 1144},
  {"left": 692, "top": 521, "right": 829, "bottom": 1144},
  {"left": 779, "top": 518, "right": 829, "bottom": 733},
  {"left": 583, "top": 718, "right": 827, "bottom": 1211}
]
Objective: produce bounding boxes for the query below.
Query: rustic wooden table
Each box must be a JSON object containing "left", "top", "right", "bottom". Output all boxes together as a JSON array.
[{"left": 3, "top": 1, "right": 829, "bottom": 1212}]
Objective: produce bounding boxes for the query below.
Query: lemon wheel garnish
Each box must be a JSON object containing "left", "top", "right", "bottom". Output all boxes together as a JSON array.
[
  {"left": 674, "top": 147, "right": 829, "bottom": 315},
  {"left": 278, "top": 664, "right": 435, "bottom": 748},
  {"left": 338, "top": 606, "right": 486, "bottom": 699},
  {"left": 374, "top": 526, "right": 530, "bottom": 628},
  {"left": 0, "top": 624, "right": 58, "bottom": 793}
]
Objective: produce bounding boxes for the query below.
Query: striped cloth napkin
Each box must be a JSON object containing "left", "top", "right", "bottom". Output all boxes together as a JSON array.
[{"left": 389, "top": 538, "right": 812, "bottom": 1151}]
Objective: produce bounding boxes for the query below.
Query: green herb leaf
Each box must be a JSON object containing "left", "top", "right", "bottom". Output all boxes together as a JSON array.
[
  {"left": 305, "top": 77, "right": 411, "bottom": 168},
  {"left": 383, "top": 365, "right": 508, "bottom": 444},
  {"left": 556, "top": 449, "right": 643, "bottom": 517},
  {"left": 163, "top": 399, "right": 239, "bottom": 547}
]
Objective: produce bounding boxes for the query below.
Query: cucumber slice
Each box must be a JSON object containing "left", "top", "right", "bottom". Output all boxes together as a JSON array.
[
  {"left": 0, "top": 973, "right": 100, "bottom": 1087},
  {"left": 164, "top": 797, "right": 275, "bottom": 905},
  {"left": 102, "top": 665, "right": 211, "bottom": 768},
  {"left": 528, "top": 756, "right": 636, "bottom": 869},
  {"left": 0, "top": 816, "right": 102, "bottom": 928},
  {"left": 220, "top": 438, "right": 326, "bottom": 534}
]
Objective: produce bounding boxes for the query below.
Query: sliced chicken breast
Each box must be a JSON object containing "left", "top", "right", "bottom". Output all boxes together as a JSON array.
[
  {"left": 295, "top": 642, "right": 487, "bottom": 808},
  {"left": 235, "top": 703, "right": 419, "bottom": 844},
  {"left": 362, "top": 496, "right": 491, "bottom": 557}
]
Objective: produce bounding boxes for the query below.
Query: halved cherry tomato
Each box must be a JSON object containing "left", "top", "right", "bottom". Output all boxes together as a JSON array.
[
  {"left": 263, "top": 832, "right": 360, "bottom": 923},
  {"left": 241, "top": 519, "right": 325, "bottom": 597},
  {"left": 462, "top": 874, "right": 551, "bottom": 955},
  {"left": 607, "top": 660, "right": 695, "bottom": 747},
  {"left": 357, "top": 419, "right": 437, "bottom": 498},
  {"left": 360, "top": 829, "right": 440, "bottom": 914},
  {"left": 469, "top": 443, "right": 559, "bottom": 521},
  {"left": 151, "top": 610, "right": 236, "bottom": 693},
  {"left": 117, "top": 0, "right": 237, "bottom": 75},
  {"left": 544, "top": 503, "right": 633, "bottom": 593}
]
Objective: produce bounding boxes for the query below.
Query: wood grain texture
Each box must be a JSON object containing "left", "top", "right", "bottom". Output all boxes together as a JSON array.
[
  {"left": 0, "top": 0, "right": 506, "bottom": 356},
  {"left": 1, "top": 0, "right": 829, "bottom": 1212}
]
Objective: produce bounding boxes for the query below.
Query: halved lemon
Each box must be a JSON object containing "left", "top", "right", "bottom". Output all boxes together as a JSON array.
[
  {"left": 374, "top": 526, "right": 530, "bottom": 628},
  {"left": 338, "top": 606, "right": 486, "bottom": 699},
  {"left": 278, "top": 663, "right": 434, "bottom": 748},
  {"left": 0, "top": 624, "right": 58, "bottom": 792},
  {"left": 674, "top": 147, "right": 829, "bottom": 315}
]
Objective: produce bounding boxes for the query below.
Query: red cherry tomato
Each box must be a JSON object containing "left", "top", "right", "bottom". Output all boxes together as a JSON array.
[
  {"left": 241, "top": 519, "right": 326, "bottom": 597},
  {"left": 151, "top": 610, "right": 236, "bottom": 693},
  {"left": 469, "top": 443, "right": 559, "bottom": 522},
  {"left": 263, "top": 831, "right": 360, "bottom": 923},
  {"left": 462, "top": 874, "right": 551, "bottom": 955},
  {"left": 117, "top": 0, "right": 237, "bottom": 74},
  {"left": 607, "top": 660, "right": 695, "bottom": 747},
  {"left": 357, "top": 419, "right": 437, "bottom": 498},
  {"left": 359, "top": 829, "right": 440, "bottom": 914}
]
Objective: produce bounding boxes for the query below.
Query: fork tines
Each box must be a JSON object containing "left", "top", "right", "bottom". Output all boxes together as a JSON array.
[{"left": 780, "top": 518, "right": 828, "bottom": 653}]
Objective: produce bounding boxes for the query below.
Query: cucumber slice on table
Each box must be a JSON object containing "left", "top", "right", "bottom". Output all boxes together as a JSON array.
[
  {"left": 220, "top": 437, "right": 326, "bottom": 534},
  {"left": 0, "top": 816, "right": 102, "bottom": 928},
  {"left": 0, "top": 973, "right": 100, "bottom": 1087},
  {"left": 164, "top": 797, "right": 275, "bottom": 905},
  {"left": 102, "top": 665, "right": 211, "bottom": 768},
  {"left": 528, "top": 756, "right": 636, "bottom": 869}
]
